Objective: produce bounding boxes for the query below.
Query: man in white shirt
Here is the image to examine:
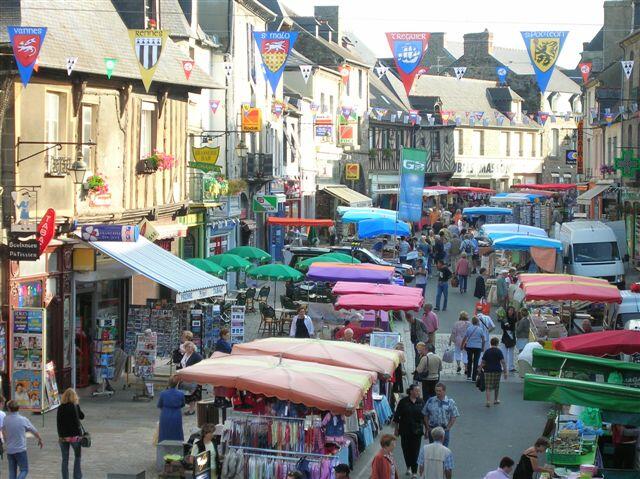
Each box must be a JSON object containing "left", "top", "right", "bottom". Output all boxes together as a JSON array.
[{"left": 475, "top": 306, "right": 495, "bottom": 352}]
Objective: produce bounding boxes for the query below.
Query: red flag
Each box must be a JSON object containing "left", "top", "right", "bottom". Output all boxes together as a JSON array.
[
  {"left": 579, "top": 62, "right": 592, "bottom": 83},
  {"left": 37, "top": 208, "right": 56, "bottom": 254},
  {"left": 339, "top": 64, "right": 351, "bottom": 85},
  {"left": 386, "top": 32, "right": 430, "bottom": 95},
  {"left": 182, "top": 60, "right": 194, "bottom": 80}
]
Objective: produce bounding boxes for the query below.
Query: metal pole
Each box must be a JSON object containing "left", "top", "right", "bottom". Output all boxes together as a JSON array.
[{"left": 71, "top": 277, "right": 77, "bottom": 390}]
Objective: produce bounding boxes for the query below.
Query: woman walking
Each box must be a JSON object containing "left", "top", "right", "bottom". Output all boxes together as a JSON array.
[
  {"left": 371, "top": 434, "right": 400, "bottom": 479},
  {"left": 500, "top": 306, "right": 518, "bottom": 372},
  {"left": 179, "top": 341, "right": 203, "bottom": 415},
  {"left": 289, "top": 306, "right": 314, "bottom": 338},
  {"left": 455, "top": 253, "right": 470, "bottom": 293},
  {"left": 462, "top": 316, "right": 485, "bottom": 382},
  {"left": 393, "top": 384, "right": 424, "bottom": 478},
  {"left": 449, "top": 312, "right": 470, "bottom": 375},
  {"left": 513, "top": 437, "right": 555, "bottom": 479},
  {"left": 515, "top": 308, "right": 531, "bottom": 352},
  {"left": 479, "top": 338, "right": 508, "bottom": 407},
  {"left": 157, "top": 376, "right": 185, "bottom": 442},
  {"left": 57, "top": 388, "right": 85, "bottom": 479},
  {"left": 474, "top": 267, "right": 487, "bottom": 300}
]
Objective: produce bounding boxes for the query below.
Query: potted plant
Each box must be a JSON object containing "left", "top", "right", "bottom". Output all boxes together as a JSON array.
[
  {"left": 85, "top": 173, "right": 109, "bottom": 194},
  {"left": 137, "top": 150, "right": 176, "bottom": 175},
  {"left": 228, "top": 179, "right": 247, "bottom": 196},
  {"left": 600, "top": 164, "right": 616, "bottom": 177}
]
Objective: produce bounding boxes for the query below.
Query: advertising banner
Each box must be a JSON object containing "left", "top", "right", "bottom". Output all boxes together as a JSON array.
[
  {"left": 241, "top": 105, "right": 262, "bottom": 132},
  {"left": 80, "top": 225, "right": 139, "bottom": 242},
  {"left": 398, "top": 148, "right": 428, "bottom": 222},
  {"left": 253, "top": 31, "right": 298, "bottom": 93},
  {"left": 385, "top": 32, "right": 430, "bottom": 95},
  {"left": 521, "top": 31, "right": 568, "bottom": 93}
]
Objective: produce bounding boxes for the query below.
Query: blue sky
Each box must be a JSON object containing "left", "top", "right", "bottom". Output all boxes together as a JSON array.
[{"left": 283, "top": 0, "right": 605, "bottom": 68}]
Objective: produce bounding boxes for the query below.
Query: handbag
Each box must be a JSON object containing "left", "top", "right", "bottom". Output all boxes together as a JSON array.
[
  {"left": 412, "top": 355, "right": 430, "bottom": 382},
  {"left": 450, "top": 276, "right": 459, "bottom": 288},
  {"left": 74, "top": 405, "right": 91, "bottom": 448},
  {"left": 442, "top": 348, "right": 454, "bottom": 364},
  {"left": 475, "top": 298, "right": 491, "bottom": 315},
  {"left": 475, "top": 370, "right": 486, "bottom": 392}
]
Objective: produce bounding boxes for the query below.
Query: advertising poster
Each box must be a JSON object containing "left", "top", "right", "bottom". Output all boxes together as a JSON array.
[
  {"left": 44, "top": 362, "right": 60, "bottom": 409},
  {"left": 398, "top": 148, "right": 429, "bottom": 222},
  {"left": 241, "top": 105, "right": 262, "bottom": 132},
  {"left": 12, "top": 308, "right": 47, "bottom": 412},
  {"left": 230, "top": 306, "right": 245, "bottom": 344}
]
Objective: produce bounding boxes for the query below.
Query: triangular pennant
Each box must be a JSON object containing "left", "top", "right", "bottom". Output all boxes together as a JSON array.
[
  {"left": 497, "top": 116, "right": 505, "bottom": 126},
  {"left": 104, "top": 58, "right": 117, "bottom": 79},
  {"left": 440, "top": 111, "right": 451, "bottom": 124},
  {"left": 579, "top": 62, "right": 592, "bottom": 83},
  {"left": 210, "top": 100, "right": 220, "bottom": 114},
  {"left": 455, "top": 117, "right": 461, "bottom": 126},
  {"left": 339, "top": 64, "right": 351, "bottom": 85},
  {"left": 537, "top": 112, "right": 549, "bottom": 125},
  {"left": 375, "top": 65, "right": 389, "bottom": 79},
  {"left": 299, "top": 64, "right": 313, "bottom": 83},
  {"left": 416, "top": 66, "right": 429, "bottom": 78},
  {"left": 373, "top": 108, "right": 388, "bottom": 120},
  {"left": 253, "top": 31, "right": 298, "bottom": 93},
  {"left": 390, "top": 114, "right": 397, "bottom": 122},
  {"left": 428, "top": 116, "right": 436, "bottom": 126},
  {"left": 385, "top": 32, "right": 430, "bottom": 95},
  {"left": 182, "top": 60, "right": 194, "bottom": 80},
  {"left": 66, "top": 57, "right": 78, "bottom": 76},
  {"left": 128, "top": 29, "right": 168, "bottom": 92},
  {"left": 454, "top": 66, "right": 467, "bottom": 80},
  {"left": 7, "top": 26, "right": 47, "bottom": 87},
  {"left": 496, "top": 66, "right": 508, "bottom": 84},
  {"left": 33, "top": 57, "right": 40, "bottom": 73},
  {"left": 505, "top": 111, "right": 516, "bottom": 121},
  {"left": 272, "top": 100, "right": 285, "bottom": 119},
  {"left": 340, "top": 106, "right": 353, "bottom": 119},
  {"left": 622, "top": 60, "right": 635, "bottom": 80},
  {"left": 224, "top": 62, "right": 233, "bottom": 78},
  {"left": 550, "top": 115, "right": 557, "bottom": 123},
  {"left": 474, "top": 111, "right": 484, "bottom": 121},
  {"left": 522, "top": 31, "right": 569, "bottom": 93},
  {"left": 396, "top": 110, "right": 403, "bottom": 118}
]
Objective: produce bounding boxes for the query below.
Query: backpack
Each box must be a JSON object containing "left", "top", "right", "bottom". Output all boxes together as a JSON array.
[{"left": 463, "top": 240, "right": 474, "bottom": 255}]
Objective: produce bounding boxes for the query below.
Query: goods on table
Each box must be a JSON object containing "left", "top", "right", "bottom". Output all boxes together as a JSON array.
[{"left": 529, "top": 309, "right": 567, "bottom": 340}]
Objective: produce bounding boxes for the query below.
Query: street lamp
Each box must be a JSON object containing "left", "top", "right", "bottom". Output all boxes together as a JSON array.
[
  {"left": 68, "top": 149, "right": 88, "bottom": 185},
  {"left": 562, "top": 134, "right": 573, "bottom": 148},
  {"left": 236, "top": 138, "right": 248, "bottom": 160}
]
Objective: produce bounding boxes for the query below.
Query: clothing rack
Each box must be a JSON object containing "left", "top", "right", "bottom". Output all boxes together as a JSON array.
[{"left": 228, "top": 445, "right": 338, "bottom": 459}]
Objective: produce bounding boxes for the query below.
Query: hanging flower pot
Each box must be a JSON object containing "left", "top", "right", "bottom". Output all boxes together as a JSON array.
[{"left": 136, "top": 159, "right": 158, "bottom": 175}]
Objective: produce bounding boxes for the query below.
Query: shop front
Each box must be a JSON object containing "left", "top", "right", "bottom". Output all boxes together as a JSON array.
[
  {"left": 453, "top": 157, "right": 543, "bottom": 190},
  {"left": 622, "top": 188, "right": 640, "bottom": 268},
  {"left": 206, "top": 197, "right": 241, "bottom": 257},
  {"left": 576, "top": 181, "right": 617, "bottom": 220},
  {"left": 179, "top": 212, "right": 206, "bottom": 260}
]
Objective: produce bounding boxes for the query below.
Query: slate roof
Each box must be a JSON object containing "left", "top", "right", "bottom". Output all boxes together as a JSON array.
[
  {"left": 0, "top": 0, "right": 223, "bottom": 90},
  {"left": 369, "top": 74, "right": 409, "bottom": 112},
  {"left": 583, "top": 28, "right": 604, "bottom": 52}
]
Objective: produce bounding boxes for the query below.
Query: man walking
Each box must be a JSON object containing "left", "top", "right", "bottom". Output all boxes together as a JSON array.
[
  {"left": 3, "top": 400, "right": 43, "bottom": 479},
  {"left": 496, "top": 270, "right": 509, "bottom": 309},
  {"left": 422, "top": 304, "right": 439, "bottom": 347},
  {"left": 422, "top": 383, "right": 459, "bottom": 447},
  {"left": 408, "top": 313, "right": 428, "bottom": 362},
  {"left": 483, "top": 457, "right": 515, "bottom": 479},
  {"left": 434, "top": 261, "right": 452, "bottom": 312},
  {"left": 393, "top": 384, "right": 425, "bottom": 477},
  {"left": 417, "top": 427, "right": 454, "bottom": 479}
]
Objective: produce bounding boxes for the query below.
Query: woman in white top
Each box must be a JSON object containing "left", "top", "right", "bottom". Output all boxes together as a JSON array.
[
  {"left": 191, "top": 423, "right": 218, "bottom": 477},
  {"left": 289, "top": 307, "right": 314, "bottom": 338}
]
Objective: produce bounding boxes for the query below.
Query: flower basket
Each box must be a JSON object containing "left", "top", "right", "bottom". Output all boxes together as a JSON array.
[
  {"left": 228, "top": 179, "right": 247, "bottom": 196},
  {"left": 85, "top": 174, "right": 108, "bottom": 195},
  {"left": 136, "top": 159, "right": 158, "bottom": 175},
  {"left": 143, "top": 151, "right": 176, "bottom": 173}
]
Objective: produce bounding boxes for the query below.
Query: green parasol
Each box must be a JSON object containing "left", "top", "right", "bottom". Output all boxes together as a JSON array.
[
  {"left": 296, "top": 253, "right": 361, "bottom": 271},
  {"left": 206, "top": 253, "right": 252, "bottom": 272},
  {"left": 247, "top": 264, "right": 304, "bottom": 308},
  {"left": 227, "top": 246, "right": 272, "bottom": 263},
  {"left": 186, "top": 258, "right": 226, "bottom": 277}
]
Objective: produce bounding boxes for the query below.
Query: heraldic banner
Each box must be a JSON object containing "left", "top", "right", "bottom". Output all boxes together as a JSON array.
[
  {"left": 253, "top": 31, "right": 299, "bottom": 94},
  {"left": 521, "top": 31, "right": 568, "bottom": 93},
  {"left": 386, "top": 32, "right": 430, "bottom": 95}
]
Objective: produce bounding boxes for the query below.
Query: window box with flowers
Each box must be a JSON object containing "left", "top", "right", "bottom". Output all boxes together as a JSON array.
[
  {"left": 600, "top": 164, "right": 616, "bottom": 177},
  {"left": 136, "top": 151, "right": 176, "bottom": 175},
  {"left": 84, "top": 174, "right": 112, "bottom": 207}
]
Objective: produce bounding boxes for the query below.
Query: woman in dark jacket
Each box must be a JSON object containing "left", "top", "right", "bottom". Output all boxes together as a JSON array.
[
  {"left": 500, "top": 306, "right": 518, "bottom": 373},
  {"left": 179, "top": 341, "right": 203, "bottom": 415},
  {"left": 57, "top": 388, "right": 85, "bottom": 479},
  {"left": 474, "top": 267, "right": 487, "bottom": 299},
  {"left": 214, "top": 328, "right": 233, "bottom": 354}
]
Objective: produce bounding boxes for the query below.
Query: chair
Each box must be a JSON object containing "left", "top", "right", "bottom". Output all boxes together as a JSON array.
[
  {"left": 258, "top": 303, "right": 277, "bottom": 336},
  {"left": 245, "top": 287, "right": 257, "bottom": 313},
  {"left": 280, "top": 295, "right": 300, "bottom": 311},
  {"left": 235, "top": 293, "right": 247, "bottom": 307},
  {"left": 257, "top": 285, "right": 271, "bottom": 306}
]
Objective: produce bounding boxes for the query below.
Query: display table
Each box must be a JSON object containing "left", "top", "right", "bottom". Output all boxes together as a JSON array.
[{"left": 362, "top": 311, "right": 390, "bottom": 331}]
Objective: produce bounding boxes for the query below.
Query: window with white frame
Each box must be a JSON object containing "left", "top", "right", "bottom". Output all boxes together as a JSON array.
[
  {"left": 81, "top": 104, "right": 96, "bottom": 167},
  {"left": 140, "top": 101, "right": 156, "bottom": 159},
  {"left": 45, "top": 92, "right": 62, "bottom": 145}
]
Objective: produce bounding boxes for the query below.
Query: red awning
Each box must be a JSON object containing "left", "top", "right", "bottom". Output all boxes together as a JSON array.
[
  {"left": 512, "top": 183, "right": 576, "bottom": 191},
  {"left": 424, "top": 185, "right": 457, "bottom": 193},
  {"left": 519, "top": 274, "right": 622, "bottom": 303},
  {"left": 553, "top": 330, "right": 640, "bottom": 357},
  {"left": 267, "top": 218, "right": 334, "bottom": 227},
  {"left": 335, "top": 293, "right": 423, "bottom": 311},
  {"left": 512, "top": 188, "right": 556, "bottom": 197},
  {"left": 453, "top": 186, "right": 496, "bottom": 194}
]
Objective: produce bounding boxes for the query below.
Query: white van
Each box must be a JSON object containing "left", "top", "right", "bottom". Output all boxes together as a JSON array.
[
  {"left": 558, "top": 221, "right": 625, "bottom": 288},
  {"left": 609, "top": 290, "right": 640, "bottom": 329}
]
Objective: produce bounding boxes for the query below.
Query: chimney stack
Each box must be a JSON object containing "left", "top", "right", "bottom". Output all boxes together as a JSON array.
[
  {"left": 463, "top": 29, "right": 493, "bottom": 58},
  {"left": 430, "top": 32, "right": 446, "bottom": 53}
]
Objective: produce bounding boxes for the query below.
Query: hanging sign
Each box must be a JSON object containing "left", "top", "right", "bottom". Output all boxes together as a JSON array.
[
  {"left": 299, "top": 64, "right": 312, "bottom": 83},
  {"left": 66, "top": 57, "right": 77, "bottom": 76},
  {"left": 11, "top": 190, "right": 37, "bottom": 233},
  {"left": 496, "top": 66, "right": 508, "bottom": 84},
  {"left": 37, "top": 208, "right": 56, "bottom": 254},
  {"left": 579, "top": 62, "right": 592, "bottom": 83},
  {"left": 339, "top": 64, "right": 351, "bottom": 85},
  {"left": 8, "top": 239, "right": 40, "bottom": 261},
  {"left": 189, "top": 146, "right": 221, "bottom": 172},
  {"left": 314, "top": 115, "right": 333, "bottom": 140},
  {"left": 345, "top": 163, "right": 360, "bottom": 181},
  {"left": 385, "top": 32, "right": 430, "bottom": 95},
  {"left": 241, "top": 105, "right": 262, "bottom": 132},
  {"left": 521, "top": 31, "right": 569, "bottom": 93},
  {"left": 7, "top": 26, "right": 47, "bottom": 87},
  {"left": 577, "top": 120, "right": 584, "bottom": 174},
  {"left": 182, "top": 60, "right": 194, "bottom": 80},
  {"left": 80, "top": 225, "right": 139, "bottom": 242},
  {"left": 398, "top": 148, "right": 429, "bottom": 222},
  {"left": 104, "top": 58, "right": 117, "bottom": 78},
  {"left": 253, "top": 31, "right": 298, "bottom": 93},
  {"left": 622, "top": 60, "right": 635, "bottom": 80},
  {"left": 128, "top": 29, "right": 168, "bottom": 92},
  {"left": 138, "top": 218, "right": 159, "bottom": 242},
  {"left": 614, "top": 149, "right": 640, "bottom": 177},
  {"left": 454, "top": 66, "right": 467, "bottom": 80},
  {"left": 565, "top": 150, "right": 578, "bottom": 165}
]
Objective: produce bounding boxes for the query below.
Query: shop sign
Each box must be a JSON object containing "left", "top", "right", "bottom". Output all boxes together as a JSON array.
[
  {"left": 577, "top": 120, "right": 584, "bottom": 174},
  {"left": 179, "top": 213, "right": 204, "bottom": 227},
  {"left": 72, "top": 248, "right": 96, "bottom": 272},
  {"left": 88, "top": 191, "right": 112, "bottom": 207},
  {"left": 176, "top": 285, "right": 225, "bottom": 303},
  {"left": 80, "top": 225, "right": 139, "bottom": 242},
  {"left": 194, "top": 450, "right": 211, "bottom": 479},
  {"left": 138, "top": 219, "right": 159, "bottom": 242},
  {"left": 339, "top": 125, "right": 354, "bottom": 145},
  {"left": 9, "top": 239, "right": 40, "bottom": 261},
  {"left": 189, "top": 145, "right": 221, "bottom": 173},
  {"left": 241, "top": 105, "right": 262, "bottom": 132},
  {"left": 252, "top": 195, "right": 278, "bottom": 213},
  {"left": 37, "top": 208, "right": 56, "bottom": 254},
  {"left": 345, "top": 163, "right": 360, "bottom": 181},
  {"left": 314, "top": 115, "right": 333, "bottom": 142},
  {"left": 10, "top": 189, "right": 37, "bottom": 233},
  {"left": 565, "top": 150, "right": 578, "bottom": 165}
]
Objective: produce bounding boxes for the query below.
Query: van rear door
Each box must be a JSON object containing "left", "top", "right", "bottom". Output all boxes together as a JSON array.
[{"left": 605, "top": 220, "right": 628, "bottom": 261}]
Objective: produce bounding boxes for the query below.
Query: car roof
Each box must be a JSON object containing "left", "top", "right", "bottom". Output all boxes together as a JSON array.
[{"left": 287, "top": 247, "right": 331, "bottom": 253}]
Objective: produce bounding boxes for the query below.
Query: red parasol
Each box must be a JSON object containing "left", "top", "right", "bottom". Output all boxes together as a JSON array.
[
  {"left": 553, "top": 330, "right": 640, "bottom": 356},
  {"left": 512, "top": 183, "right": 576, "bottom": 191},
  {"left": 335, "top": 293, "right": 423, "bottom": 311},
  {"left": 519, "top": 274, "right": 622, "bottom": 303},
  {"left": 332, "top": 281, "right": 423, "bottom": 297}
]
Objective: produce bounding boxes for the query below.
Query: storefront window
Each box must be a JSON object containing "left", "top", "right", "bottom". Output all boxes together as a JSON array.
[
  {"left": 47, "top": 252, "right": 58, "bottom": 272},
  {"left": 17, "top": 280, "right": 43, "bottom": 308},
  {"left": 96, "top": 280, "right": 123, "bottom": 334}
]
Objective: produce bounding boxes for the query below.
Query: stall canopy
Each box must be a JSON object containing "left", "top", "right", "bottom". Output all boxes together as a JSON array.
[
  {"left": 463, "top": 206, "right": 513, "bottom": 216},
  {"left": 85, "top": 236, "right": 226, "bottom": 302},
  {"left": 335, "top": 293, "right": 423, "bottom": 312},
  {"left": 321, "top": 185, "right": 372, "bottom": 207},
  {"left": 553, "top": 330, "right": 640, "bottom": 357},
  {"left": 341, "top": 209, "right": 398, "bottom": 223},
  {"left": 492, "top": 235, "right": 563, "bottom": 252},
  {"left": 524, "top": 374, "right": 640, "bottom": 413},
  {"left": 491, "top": 193, "right": 545, "bottom": 203},
  {"left": 332, "top": 281, "right": 422, "bottom": 297},
  {"left": 519, "top": 274, "right": 623, "bottom": 303},
  {"left": 576, "top": 183, "right": 612, "bottom": 206},
  {"left": 454, "top": 186, "right": 496, "bottom": 194},
  {"left": 481, "top": 223, "right": 547, "bottom": 237},
  {"left": 487, "top": 231, "right": 548, "bottom": 241},
  {"left": 267, "top": 217, "right": 334, "bottom": 227},
  {"left": 307, "top": 263, "right": 395, "bottom": 283},
  {"left": 512, "top": 183, "right": 576, "bottom": 191},
  {"left": 175, "top": 353, "right": 376, "bottom": 415},
  {"left": 232, "top": 338, "right": 404, "bottom": 377},
  {"left": 358, "top": 218, "right": 411, "bottom": 238},
  {"left": 513, "top": 189, "right": 556, "bottom": 197}
]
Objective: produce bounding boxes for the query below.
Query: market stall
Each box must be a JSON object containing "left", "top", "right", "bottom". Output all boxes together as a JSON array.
[
  {"left": 306, "top": 263, "right": 395, "bottom": 284},
  {"left": 481, "top": 223, "right": 548, "bottom": 237},
  {"left": 552, "top": 330, "right": 640, "bottom": 357},
  {"left": 463, "top": 206, "right": 514, "bottom": 227}
]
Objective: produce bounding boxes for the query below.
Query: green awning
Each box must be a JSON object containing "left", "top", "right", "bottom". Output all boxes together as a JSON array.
[
  {"left": 523, "top": 374, "right": 640, "bottom": 413},
  {"left": 532, "top": 348, "right": 640, "bottom": 387}
]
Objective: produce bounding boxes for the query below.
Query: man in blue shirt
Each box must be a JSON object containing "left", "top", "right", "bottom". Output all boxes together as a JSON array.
[
  {"left": 3, "top": 400, "right": 43, "bottom": 479},
  {"left": 422, "top": 383, "right": 460, "bottom": 447},
  {"left": 372, "top": 238, "right": 387, "bottom": 256}
]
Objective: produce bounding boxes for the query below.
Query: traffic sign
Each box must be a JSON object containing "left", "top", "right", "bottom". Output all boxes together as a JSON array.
[{"left": 253, "top": 195, "right": 278, "bottom": 212}]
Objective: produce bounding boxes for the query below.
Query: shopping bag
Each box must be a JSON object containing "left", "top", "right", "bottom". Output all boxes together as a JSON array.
[
  {"left": 442, "top": 348, "right": 454, "bottom": 364},
  {"left": 475, "top": 299, "right": 491, "bottom": 315},
  {"left": 475, "top": 370, "right": 486, "bottom": 392},
  {"left": 450, "top": 276, "right": 459, "bottom": 288}
]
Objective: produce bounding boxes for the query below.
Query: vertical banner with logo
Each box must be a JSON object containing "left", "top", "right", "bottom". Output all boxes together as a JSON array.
[
  {"left": 128, "top": 29, "right": 168, "bottom": 92},
  {"left": 253, "top": 31, "right": 298, "bottom": 94},
  {"left": 577, "top": 120, "right": 584, "bottom": 175},
  {"left": 521, "top": 31, "right": 568, "bottom": 93},
  {"left": 398, "top": 148, "right": 428, "bottom": 222},
  {"left": 7, "top": 26, "right": 47, "bottom": 87},
  {"left": 386, "top": 33, "right": 430, "bottom": 95}
]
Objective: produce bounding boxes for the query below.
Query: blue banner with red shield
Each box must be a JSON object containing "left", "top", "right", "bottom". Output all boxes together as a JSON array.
[
  {"left": 253, "top": 31, "right": 298, "bottom": 94},
  {"left": 7, "top": 26, "right": 47, "bottom": 87},
  {"left": 521, "top": 31, "right": 568, "bottom": 93},
  {"left": 386, "top": 32, "right": 430, "bottom": 95}
]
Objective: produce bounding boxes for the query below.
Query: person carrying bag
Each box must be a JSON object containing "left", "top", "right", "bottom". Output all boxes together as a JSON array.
[{"left": 57, "top": 388, "right": 88, "bottom": 479}]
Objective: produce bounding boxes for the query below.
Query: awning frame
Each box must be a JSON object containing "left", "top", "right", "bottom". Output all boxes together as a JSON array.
[{"left": 576, "top": 183, "right": 611, "bottom": 205}]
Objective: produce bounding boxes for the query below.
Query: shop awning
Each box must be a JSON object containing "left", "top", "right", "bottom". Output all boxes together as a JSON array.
[
  {"left": 321, "top": 185, "right": 372, "bottom": 207},
  {"left": 512, "top": 183, "right": 576, "bottom": 191},
  {"left": 85, "top": 236, "right": 227, "bottom": 302},
  {"left": 519, "top": 273, "right": 622, "bottom": 303},
  {"left": 267, "top": 217, "right": 334, "bottom": 227},
  {"left": 524, "top": 374, "right": 640, "bottom": 413},
  {"left": 576, "top": 183, "right": 611, "bottom": 205},
  {"left": 152, "top": 222, "right": 188, "bottom": 240}
]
